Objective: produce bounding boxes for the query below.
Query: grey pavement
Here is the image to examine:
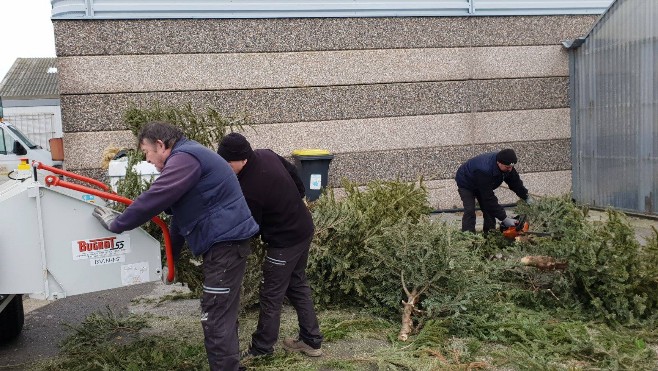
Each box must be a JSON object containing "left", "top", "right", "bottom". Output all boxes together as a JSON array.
[{"left": 0, "top": 282, "right": 157, "bottom": 370}]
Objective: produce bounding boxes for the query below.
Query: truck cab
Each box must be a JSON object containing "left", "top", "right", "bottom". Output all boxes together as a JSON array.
[{"left": 0, "top": 120, "right": 61, "bottom": 182}]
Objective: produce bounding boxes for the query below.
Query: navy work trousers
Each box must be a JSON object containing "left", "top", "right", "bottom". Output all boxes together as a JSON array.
[{"left": 201, "top": 239, "right": 251, "bottom": 371}]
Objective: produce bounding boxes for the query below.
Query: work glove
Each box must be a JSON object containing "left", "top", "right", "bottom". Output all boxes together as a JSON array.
[
  {"left": 161, "top": 266, "right": 177, "bottom": 285},
  {"left": 502, "top": 217, "right": 518, "bottom": 228},
  {"left": 92, "top": 206, "right": 120, "bottom": 231}
]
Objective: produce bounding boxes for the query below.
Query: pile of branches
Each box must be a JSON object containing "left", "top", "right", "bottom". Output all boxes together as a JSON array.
[
  {"left": 307, "top": 185, "right": 658, "bottom": 350},
  {"left": 514, "top": 197, "right": 658, "bottom": 323},
  {"left": 308, "top": 180, "right": 501, "bottom": 339}
]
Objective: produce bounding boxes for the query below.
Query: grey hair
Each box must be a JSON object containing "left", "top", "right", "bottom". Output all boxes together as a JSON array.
[{"left": 137, "top": 121, "right": 183, "bottom": 149}]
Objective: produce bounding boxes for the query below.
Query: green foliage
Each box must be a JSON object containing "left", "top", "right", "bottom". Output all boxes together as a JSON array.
[
  {"left": 516, "top": 197, "right": 658, "bottom": 323},
  {"left": 320, "top": 315, "right": 395, "bottom": 342},
  {"left": 59, "top": 308, "right": 148, "bottom": 354},
  {"left": 308, "top": 179, "right": 505, "bottom": 325},
  {"left": 637, "top": 226, "right": 658, "bottom": 312},
  {"left": 38, "top": 303, "right": 658, "bottom": 371},
  {"left": 514, "top": 194, "right": 588, "bottom": 235},
  {"left": 410, "top": 321, "right": 484, "bottom": 368},
  {"left": 123, "top": 102, "right": 248, "bottom": 148},
  {"left": 308, "top": 179, "right": 433, "bottom": 309},
  {"left": 40, "top": 310, "right": 207, "bottom": 371},
  {"left": 409, "top": 302, "right": 657, "bottom": 370},
  {"left": 306, "top": 187, "right": 658, "bottom": 369},
  {"left": 368, "top": 219, "right": 494, "bottom": 320},
  {"left": 486, "top": 305, "right": 655, "bottom": 370},
  {"left": 241, "top": 238, "right": 266, "bottom": 310},
  {"left": 474, "top": 229, "right": 514, "bottom": 258},
  {"left": 408, "top": 319, "right": 449, "bottom": 350}
]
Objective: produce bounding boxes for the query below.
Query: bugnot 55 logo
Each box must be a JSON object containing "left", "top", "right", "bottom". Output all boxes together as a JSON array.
[{"left": 72, "top": 235, "right": 131, "bottom": 260}]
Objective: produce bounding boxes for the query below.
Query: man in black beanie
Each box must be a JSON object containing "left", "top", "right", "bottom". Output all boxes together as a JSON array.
[
  {"left": 217, "top": 133, "right": 324, "bottom": 362},
  {"left": 216, "top": 132, "right": 255, "bottom": 163},
  {"left": 454, "top": 149, "right": 530, "bottom": 233}
]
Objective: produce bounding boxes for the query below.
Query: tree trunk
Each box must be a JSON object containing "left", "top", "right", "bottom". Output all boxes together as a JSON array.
[
  {"left": 521, "top": 255, "right": 568, "bottom": 270},
  {"left": 398, "top": 288, "right": 418, "bottom": 341}
]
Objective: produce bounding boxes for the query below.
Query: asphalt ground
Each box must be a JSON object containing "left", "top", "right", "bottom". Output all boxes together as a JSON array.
[{"left": 0, "top": 282, "right": 156, "bottom": 370}]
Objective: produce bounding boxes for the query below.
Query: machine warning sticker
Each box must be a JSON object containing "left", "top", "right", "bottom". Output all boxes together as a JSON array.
[
  {"left": 121, "top": 262, "right": 150, "bottom": 286},
  {"left": 72, "top": 235, "right": 131, "bottom": 261},
  {"left": 90, "top": 255, "right": 125, "bottom": 266}
]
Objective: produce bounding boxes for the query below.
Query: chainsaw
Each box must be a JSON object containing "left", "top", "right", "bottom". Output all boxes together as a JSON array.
[{"left": 500, "top": 215, "right": 553, "bottom": 240}]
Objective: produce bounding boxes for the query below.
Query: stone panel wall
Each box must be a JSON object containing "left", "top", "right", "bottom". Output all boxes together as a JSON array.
[{"left": 53, "top": 15, "right": 597, "bottom": 208}]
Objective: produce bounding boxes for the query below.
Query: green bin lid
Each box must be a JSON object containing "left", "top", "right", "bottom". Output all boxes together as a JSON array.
[{"left": 292, "top": 149, "right": 331, "bottom": 156}]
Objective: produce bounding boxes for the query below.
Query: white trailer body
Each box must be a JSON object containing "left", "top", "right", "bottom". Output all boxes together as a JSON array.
[{"left": 0, "top": 175, "right": 163, "bottom": 342}]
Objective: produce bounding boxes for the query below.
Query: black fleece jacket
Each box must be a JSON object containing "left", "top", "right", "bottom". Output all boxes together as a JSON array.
[{"left": 236, "top": 149, "right": 314, "bottom": 248}]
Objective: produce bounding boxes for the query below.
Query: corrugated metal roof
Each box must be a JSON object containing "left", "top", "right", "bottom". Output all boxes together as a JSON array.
[
  {"left": 51, "top": 0, "right": 614, "bottom": 19},
  {"left": 0, "top": 58, "right": 59, "bottom": 99}
]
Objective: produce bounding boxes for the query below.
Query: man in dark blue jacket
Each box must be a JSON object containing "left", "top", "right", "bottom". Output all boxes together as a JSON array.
[
  {"left": 455, "top": 149, "right": 529, "bottom": 233},
  {"left": 92, "top": 121, "right": 259, "bottom": 371},
  {"left": 218, "top": 133, "right": 323, "bottom": 360}
]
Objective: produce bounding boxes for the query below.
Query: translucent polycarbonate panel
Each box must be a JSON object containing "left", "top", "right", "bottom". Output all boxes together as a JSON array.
[{"left": 571, "top": 0, "right": 658, "bottom": 214}]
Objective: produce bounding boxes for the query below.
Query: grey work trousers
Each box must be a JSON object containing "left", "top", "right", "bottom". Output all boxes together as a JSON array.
[
  {"left": 201, "top": 239, "right": 251, "bottom": 371},
  {"left": 457, "top": 188, "right": 497, "bottom": 233},
  {"left": 250, "top": 235, "right": 323, "bottom": 355}
]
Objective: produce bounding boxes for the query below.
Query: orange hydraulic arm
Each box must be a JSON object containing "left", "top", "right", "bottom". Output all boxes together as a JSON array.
[
  {"left": 35, "top": 162, "right": 175, "bottom": 283},
  {"left": 36, "top": 162, "right": 110, "bottom": 191}
]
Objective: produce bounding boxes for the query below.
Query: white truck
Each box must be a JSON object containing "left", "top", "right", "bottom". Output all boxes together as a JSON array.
[
  {"left": 0, "top": 120, "right": 62, "bottom": 182},
  {"left": 0, "top": 153, "right": 171, "bottom": 344}
]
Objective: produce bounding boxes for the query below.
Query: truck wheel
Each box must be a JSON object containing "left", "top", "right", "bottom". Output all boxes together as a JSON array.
[{"left": 0, "top": 294, "right": 24, "bottom": 343}]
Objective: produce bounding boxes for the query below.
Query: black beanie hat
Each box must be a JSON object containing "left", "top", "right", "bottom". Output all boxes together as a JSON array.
[
  {"left": 217, "top": 133, "right": 253, "bottom": 161},
  {"left": 496, "top": 149, "right": 518, "bottom": 165}
]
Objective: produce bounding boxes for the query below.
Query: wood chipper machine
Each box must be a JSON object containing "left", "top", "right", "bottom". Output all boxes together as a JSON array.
[{"left": 0, "top": 160, "right": 174, "bottom": 343}]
